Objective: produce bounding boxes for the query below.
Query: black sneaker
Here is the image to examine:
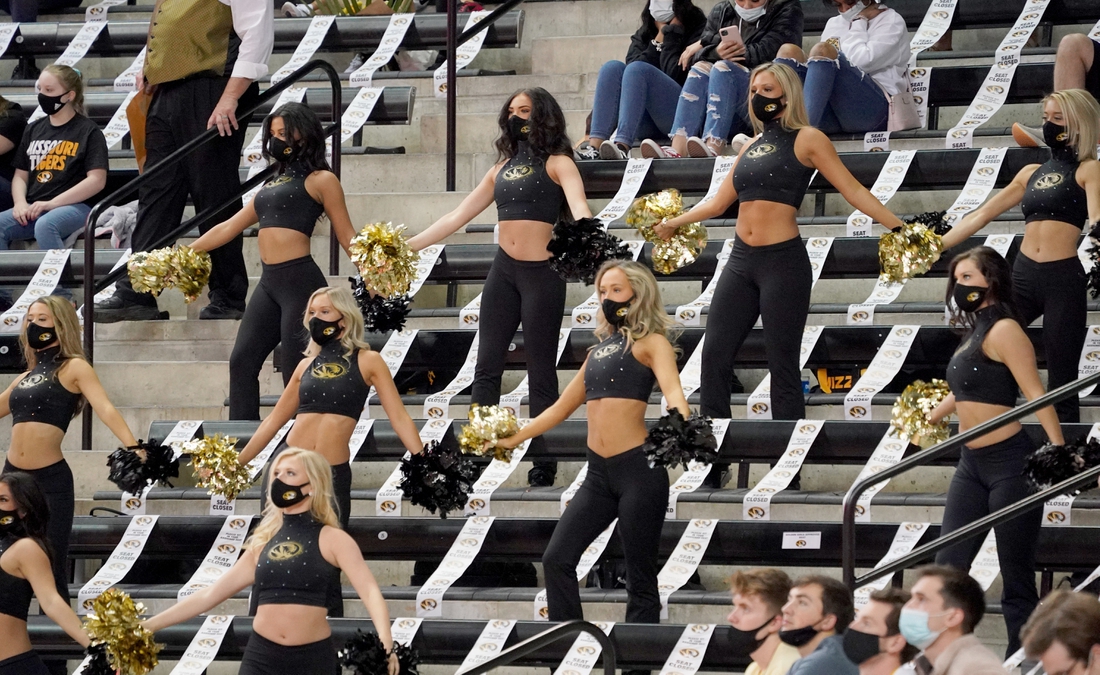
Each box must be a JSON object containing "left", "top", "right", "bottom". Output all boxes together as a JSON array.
[
  {"left": 93, "top": 293, "right": 166, "bottom": 323},
  {"left": 199, "top": 303, "right": 244, "bottom": 320},
  {"left": 527, "top": 465, "right": 556, "bottom": 487},
  {"left": 11, "top": 56, "right": 40, "bottom": 82},
  {"left": 574, "top": 141, "right": 599, "bottom": 161}
]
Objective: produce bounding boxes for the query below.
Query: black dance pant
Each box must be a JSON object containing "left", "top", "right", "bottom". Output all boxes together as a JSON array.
[
  {"left": 1012, "top": 253, "right": 1086, "bottom": 423},
  {"left": 472, "top": 249, "right": 567, "bottom": 473},
  {"left": 0, "top": 651, "right": 49, "bottom": 675},
  {"left": 543, "top": 447, "right": 668, "bottom": 622},
  {"left": 116, "top": 76, "right": 259, "bottom": 310},
  {"left": 700, "top": 237, "right": 811, "bottom": 421},
  {"left": 229, "top": 256, "right": 329, "bottom": 419},
  {"left": 239, "top": 632, "right": 338, "bottom": 675},
  {"left": 2, "top": 459, "right": 72, "bottom": 599},
  {"left": 935, "top": 430, "right": 1040, "bottom": 657}
]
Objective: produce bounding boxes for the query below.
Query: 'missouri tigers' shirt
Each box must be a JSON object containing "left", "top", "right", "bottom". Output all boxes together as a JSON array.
[{"left": 13, "top": 114, "right": 108, "bottom": 204}]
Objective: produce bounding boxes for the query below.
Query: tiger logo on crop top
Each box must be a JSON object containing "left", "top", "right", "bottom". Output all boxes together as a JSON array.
[
  {"left": 263, "top": 175, "right": 294, "bottom": 190},
  {"left": 267, "top": 541, "right": 303, "bottom": 562},
  {"left": 746, "top": 143, "right": 777, "bottom": 159},
  {"left": 1033, "top": 173, "right": 1065, "bottom": 190},
  {"left": 502, "top": 165, "right": 534, "bottom": 181},
  {"left": 310, "top": 362, "right": 347, "bottom": 379},
  {"left": 16, "top": 374, "right": 46, "bottom": 389},
  {"left": 594, "top": 342, "right": 621, "bottom": 360}
]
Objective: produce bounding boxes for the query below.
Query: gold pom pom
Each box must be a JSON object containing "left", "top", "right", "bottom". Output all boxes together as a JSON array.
[
  {"left": 350, "top": 222, "right": 421, "bottom": 297},
  {"left": 878, "top": 222, "right": 944, "bottom": 285},
  {"left": 890, "top": 379, "right": 952, "bottom": 448},
  {"left": 458, "top": 404, "right": 521, "bottom": 462},
  {"left": 125, "top": 246, "right": 211, "bottom": 303},
  {"left": 82, "top": 588, "right": 162, "bottom": 675},
  {"left": 312, "top": 0, "right": 365, "bottom": 14},
  {"left": 171, "top": 246, "right": 212, "bottom": 303},
  {"left": 184, "top": 434, "right": 253, "bottom": 501},
  {"left": 625, "top": 189, "right": 708, "bottom": 274}
]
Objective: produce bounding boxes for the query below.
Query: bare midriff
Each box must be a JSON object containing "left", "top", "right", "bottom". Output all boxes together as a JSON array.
[
  {"left": 286, "top": 413, "right": 356, "bottom": 466},
  {"left": 586, "top": 398, "right": 649, "bottom": 457},
  {"left": 955, "top": 401, "right": 1022, "bottom": 448},
  {"left": 1018, "top": 219, "right": 1082, "bottom": 263},
  {"left": 734, "top": 201, "right": 800, "bottom": 247},
  {"left": 497, "top": 220, "right": 554, "bottom": 260},
  {"left": 253, "top": 604, "right": 331, "bottom": 645},
  {"left": 0, "top": 614, "right": 32, "bottom": 661},
  {"left": 7, "top": 422, "right": 66, "bottom": 470},
  {"left": 258, "top": 228, "right": 313, "bottom": 265}
]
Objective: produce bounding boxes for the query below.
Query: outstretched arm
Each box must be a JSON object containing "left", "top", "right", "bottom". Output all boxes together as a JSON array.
[
  {"left": 635, "top": 335, "right": 689, "bottom": 417},
  {"left": 190, "top": 198, "right": 259, "bottom": 253},
  {"left": 496, "top": 364, "right": 587, "bottom": 449},
  {"left": 940, "top": 166, "right": 1034, "bottom": 249},
  {"left": 987, "top": 321, "right": 1064, "bottom": 445},
  {"left": 69, "top": 360, "right": 138, "bottom": 447},
  {"left": 803, "top": 128, "right": 904, "bottom": 232},
  {"left": 655, "top": 145, "right": 748, "bottom": 239},
  {"left": 362, "top": 351, "right": 422, "bottom": 455},
  {"left": 314, "top": 171, "right": 357, "bottom": 256},
  {"left": 547, "top": 155, "right": 593, "bottom": 220},
  {"left": 143, "top": 549, "right": 258, "bottom": 633},
  {"left": 9, "top": 540, "right": 89, "bottom": 647},
  {"left": 406, "top": 167, "right": 498, "bottom": 251},
  {"left": 237, "top": 361, "right": 306, "bottom": 466}
]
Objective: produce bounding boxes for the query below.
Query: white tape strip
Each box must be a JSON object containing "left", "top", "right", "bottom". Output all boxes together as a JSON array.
[
  {"left": 245, "top": 420, "right": 295, "bottom": 481},
  {"left": 553, "top": 622, "right": 615, "bottom": 675},
  {"left": 102, "top": 90, "right": 139, "bottom": 149},
  {"left": 678, "top": 336, "right": 705, "bottom": 401},
  {"left": 465, "top": 421, "right": 531, "bottom": 516},
  {"left": 120, "top": 485, "right": 152, "bottom": 515},
  {"left": 658, "top": 624, "right": 715, "bottom": 675},
  {"left": 85, "top": 0, "right": 126, "bottom": 21},
  {"left": 424, "top": 331, "right": 479, "bottom": 418},
  {"left": 560, "top": 463, "right": 589, "bottom": 515},
  {"left": 943, "top": 147, "right": 1009, "bottom": 227},
  {"left": 244, "top": 87, "right": 308, "bottom": 164},
  {"left": 853, "top": 522, "right": 930, "bottom": 609},
  {"left": 595, "top": 158, "right": 653, "bottom": 223},
  {"left": 178, "top": 515, "right": 253, "bottom": 600},
  {"left": 56, "top": 20, "right": 106, "bottom": 67},
  {"left": 433, "top": 10, "right": 492, "bottom": 98},
  {"left": 168, "top": 614, "right": 235, "bottom": 675},
  {"left": 460, "top": 293, "right": 481, "bottom": 328},
  {"left": 854, "top": 429, "right": 911, "bottom": 523},
  {"left": 114, "top": 47, "right": 145, "bottom": 92},
  {"left": 747, "top": 325, "right": 823, "bottom": 419},
  {"left": 968, "top": 530, "right": 1000, "bottom": 591},
  {"left": 844, "top": 325, "right": 921, "bottom": 419},
  {"left": 368, "top": 329, "right": 418, "bottom": 408},
  {"left": 79, "top": 248, "right": 130, "bottom": 321},
  {"left": 340, "top": 86, "right": 386, "bottom": 144},
  {"left": 163, "top": 420, "right": 202, "bottom": 459},
  {"left": 0, "top": 24, "right": 18, "bottom": 61},
  {"left": 78, "top": 515, "right": 158, "bottom": 614},
  {"left": 573, "top": 241, "right": 644, "bottom": 328},
  {"left": 500, "top": 329, "right": 570, "bottom": 414},
  {"left": 864, "top": 131, "right": 890, "bottom": 152},
  {"left": 416, "top": 516, "right": 495, "bottom": 617},
  {"left": 457, "top": 619, "right": 516, "bottom": 675},
  {"left": 0, "top": 248, "right": 70, "bottom": 333},
  {"left": 391, "top": 617, "right": 423, "bottom": 646},
  {"left": 272, "top": 15, "right": 336, "bottom": 85},
  {"left": 846, "top": 150, "right": 916, "bottom": 237},
  {"left": 743, "top": 420, "right": 823, "bottom": 520},
  {"left": 909, "top": 65, "right": 933, "bottom": 130},
  {"left": 407, "top": 244, "right": 444, "bottom": 298},
  {"left": 806, "top": 236, "right": 835, "bottom": 289},
  {"left": 675, "top": 238, "right": 735, "bottom": 326},
  {"left": 667, "top": 419, "right": 729, "bottom": 518},
  {"left": 696, "top": 156, "right": 737, "bottom": 207},
  {"left": 350, "top": 13, "right": 415, "bottom": 87},
  {"left": 657, "top": 518, "right": 718, "bottom": 618},
  {"left": 1079, "top": 330, "right": 1100, "bottom": 398},
  {"left": 908, "top": 0, "right": 959, "bottom": 65}
]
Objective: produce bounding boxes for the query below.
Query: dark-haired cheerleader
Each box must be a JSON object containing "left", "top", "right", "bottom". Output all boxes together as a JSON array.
[{"left": 407, "top": 87, "right": 593, "bottom": 487}]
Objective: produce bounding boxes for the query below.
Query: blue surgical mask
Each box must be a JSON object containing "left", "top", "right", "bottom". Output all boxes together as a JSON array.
[
  {"left": 838, "top": 1, "right": 865, "bottom": 22},
  {"left": 898, "top": 608, "right": 945, "bottom": 650},
  {"left": 732, "top": 1, "right": 766, "bottom": 22},
  {"left": 649, "top": 0, "right": 674, "bottom": 22}
]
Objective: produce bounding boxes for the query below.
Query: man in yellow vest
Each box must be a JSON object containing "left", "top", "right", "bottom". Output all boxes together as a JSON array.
[{"left": 95, "top": 0, "right": 273, "bottom": 322}]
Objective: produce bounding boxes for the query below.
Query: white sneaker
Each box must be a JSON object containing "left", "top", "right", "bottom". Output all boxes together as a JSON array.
[
  {"left": 599, "top": 140, "right": 629, "bottom": 160},
  {"left": 282, "top": 1, "right": 312, "bottom": 16},
  {"left": 685, "top": 136, "right": 716, "bottom": 158},
  {"left": 729, "top": 133, "right": 752, "bottom": 155},
  {"left": 344, "top": 52, "right": 367, "bottom": 75},
  {"left": 640, "top": 139, "right": 681, "bottom": 158},
  {"left": 574, "top": 141, "right": 600, "bottom": 161}
]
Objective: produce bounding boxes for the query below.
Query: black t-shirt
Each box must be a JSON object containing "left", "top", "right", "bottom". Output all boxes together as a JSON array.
[
  {"left": 13, "top": 114, "right": 109, "bottom": 204},
  {"left": 0, "top": 102, "right": 27, "bottom": 183}
]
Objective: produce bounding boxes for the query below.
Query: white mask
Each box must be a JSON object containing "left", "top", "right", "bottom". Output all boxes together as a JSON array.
[
  {"left": 650, "top": 0, "right": 674, "bottom": 22},
  {"left": 731, "top": 1, "right": 766, "bottom": 22},
  {"left": 838, "top": 1, "right": 865, "bottom": 22}
]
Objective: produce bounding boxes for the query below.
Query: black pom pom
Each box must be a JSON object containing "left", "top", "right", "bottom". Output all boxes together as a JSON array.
[
  {"left": 106, "top": 448, "right": 149, "bottom": 494},
  {"left": 905, "top": 210, "right": 951, "bottom": 236},
  {"left": 351, "top": 276, "right": 412, "bottom": 332},
  {"left": 135, "top": 439, "right": 179, "bottom": 487},
  {"left": 642, "top": 409, "right": 719, "bottom": 470},
  {"left": 547, "top": 217, "right": 633, "bottom": 284},
  {"left": 339, "top": 630, "right": 420, "bottom": 675},
  {"left": 83, "top": 644, "right": 114, "bottom": 675},
  {"left": 1086, "top": 226, "right": 1100, "bottom": 299},
  {"left": 1025, "top": 440, "right": 1094, "bottom": 490},
  {"left": 399, "top": 441, "right": 479, "bottom": 518}
]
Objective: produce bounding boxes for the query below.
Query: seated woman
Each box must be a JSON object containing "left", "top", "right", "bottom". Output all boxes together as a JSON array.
[
  {"left": 573, "top": 0, "right": 707, "bottom": 160},
  {"left": 775, "top": 0, "right": 912, "bottom": 135},
  {"left": 0, "top": 96, "right": 26, "bottom": 213}
]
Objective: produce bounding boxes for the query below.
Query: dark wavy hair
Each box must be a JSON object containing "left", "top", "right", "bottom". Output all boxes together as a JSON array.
[
  {"left": 0, "top": 472, "right": 53, "bottom": 561},
  {"left": 945, "top": 246, "right": 1018, "bottom": 331},
  {"left": 261, "top": 101, "right": 331, "bottom": 174},
  {"left": 494, "top": 88, "right": 573, "bottom": 162}
]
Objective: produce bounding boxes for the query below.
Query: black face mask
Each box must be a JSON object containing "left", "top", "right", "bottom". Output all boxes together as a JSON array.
[
  {"left": 953, "top": 283, "right": 987, "bottom": 313},
  {"left": 270, "top": 478, "right": 310, "bottom": 508},
  {"left": 37, "top": 91, "right": 69, "bottom": 116},
  {"left": 0, "top": 508, "right": 23, "bottom": 536},
  {"left": 778, "top": 624, "right": 819, "bottom": 648},
  {"left": 752, "top": 94, "right": 785, "bottom": 124},
  {"left": 26, "top": 322, "right": 57, "bottom": 349},
  {"left": 508, "top": 115, "right": 531, "bottom": 142},
  {"left": 1043, "top": 121, "right": 1070, "bottom": 151},
  {"left": 726, "top": 617, "right": 775, "bottom": 656},
  {"left": 309, "top": 317, "right": 342, "bottom": 346},
  {"left": 842, "top": 628, "right": 884, "bottom": 666},
  {"left": 268, "top": 136, "right": 298, "bottom": 162},
  {"left": 602, "top": 296, "right": 634, "bottom": 328}
]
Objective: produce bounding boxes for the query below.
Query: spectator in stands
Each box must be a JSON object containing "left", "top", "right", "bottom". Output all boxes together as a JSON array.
[
  {"left": 188, "top": 103, "right": 358, "bottom": 421},
  {"left": 1014, "top": 32, "right": 1100, "bottom": 148},
  {"left": 0, "top": 296, "right": 141, "bottom": 606},
  {"left": 0, "top": 66, "right": 106, "bottom": 252},
  {"left": 0, "top": 0, "right": 82, "bottom": 81},
  {"left": 900, "top": 565, "right": 1006, "bottom": 674},
  {"left": 940, "top": 90, "right": 1100, "bottom": 424},
  {"left": 0, "top": 96, "right": 26, "bottom": 213},
  {"left": 495, "top": 260, "right": 690, "bottom": 626},
  {"left": 774, "top": 0, "right": 915, "bottom": 135},
  {"left": 407, "top": 88, "right": 592, "bottom": 488},
  {"left": 235, "top": 286, "right": 424, "bottom": 616},
  {"left": 844, "top": 587, "right": 919, "bottom": 675},
  {"left": 94, "top": 0, "right": 273, "bottom": 323},
  {"left": 727, "top": 568, "right": 800, "bottom": 675},
  {"left": 0, "top": 472, "right": 90, "bottom": 675},
  {"left": 1021, "top": 590, "right": 1100, "bottom": 675},
  {"left": 780, "top": 575, "right": 857, "bottom": 675},
  {"left": 927, "top": 247, "right": 1066, "bottom": 656},
  {"left": 654, "top": 63, "right": 903, "bottom": 448},
  {"left": 572, "top": 0, "right": 708, "bottom": 160},
  {"left": 145, "top": 448, "right": 401, "bottom": 675}
]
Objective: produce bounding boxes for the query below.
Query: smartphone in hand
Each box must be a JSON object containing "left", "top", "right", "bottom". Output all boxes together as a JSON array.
[{"left": 719, "top": 25, "right": 743, "bottom": 46}]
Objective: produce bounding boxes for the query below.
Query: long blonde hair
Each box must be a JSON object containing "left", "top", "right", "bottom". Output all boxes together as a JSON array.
[
  {"left": 593, "top": 260, "right": 678, "bottom": 348},
  {"left": 20, "top": 297, "right": 85, "bottom": 369},
  {"left": 42, "top": 65, "right": 85, "bottom": 115},
  {"left": 245, "top": 448, "right": 341, "bottom": 553},
  {"left": 302, "top": 286, "right": 370, "bottom": 360},
  {"left": 747, "top": 62, "right": 811, "bottom": 135},
  {"left": 1044, "top": 89, "right": 1100, "bottom": 162}
]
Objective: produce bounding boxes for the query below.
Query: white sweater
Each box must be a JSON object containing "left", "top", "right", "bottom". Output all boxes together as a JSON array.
[{"left": 821, "top": 5, "right": 910, "bottom": 96}]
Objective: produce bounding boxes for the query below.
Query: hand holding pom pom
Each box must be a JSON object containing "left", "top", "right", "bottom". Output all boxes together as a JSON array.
[
  {"left": 339, "top": 630, "right": 420, "bottom": 675},
  {"left": 126, "top": 245, "right": 211, "bottom": 303},
  {"left": 350, "top": 275, "right": 411, "bottom": 333},
  {"left": 106, "top": 439, "right": 179, "bottom": 494},
  {"left": 458, "top": 404, "right": 521, "bottom": 462},
  {"left": 878, "top": 212, "right": 948, "bottom": 284},
  {"left": 398, "top": 440, "right": 478, "bottom": 518},
  {"left": 82, "top": 588, "right": 161, "bottom": 675},
  {"left": 626, "top": 190, "right": 708, "bottom": 275},
  {"left": 183, "top": 434, "right": 254, "bottom": 502},
  {"left": 642, "top": 409, "right": 719, "bottom": 470},
  {"left": 1025, "top": 437, "right": 1100, "bottom": 491},
  {"left": 547, "top": 217, "right": 633, "bottom": 284},
  {"left": 889, "top": 379, "right": 951, "bottom": 448},
  {"left": 350, "top": 222, "right": 420, "bottom": 297}
]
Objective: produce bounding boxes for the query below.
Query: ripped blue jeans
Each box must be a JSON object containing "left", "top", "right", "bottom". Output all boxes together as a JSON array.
[
  {"left": 669, "top": 60, "right": 752, "bottom": 143},
  {"left": 774, "top": 52, "right": 889, "bottom": 134}
]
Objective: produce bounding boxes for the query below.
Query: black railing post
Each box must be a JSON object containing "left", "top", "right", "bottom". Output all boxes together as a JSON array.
[
  {"left": 463, "top": 621, "right": 616, "bottom": 675},
  {"left": 445, "top": 0, "right": 457, "bottom": 191},
  {"left": 328, "top": 80, "right": 342, "bottom": 275}
]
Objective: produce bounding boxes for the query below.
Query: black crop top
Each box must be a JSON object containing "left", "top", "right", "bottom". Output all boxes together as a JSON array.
[
  {"left": 254, "top": 512, "right": 336, "bottom": 608},
  {"left": 0, "top": 535, "right": 33, "bottom": 621},
  {"left": 254, "top": 163, "right": 325, "bottom": 237},
  {"left": 9, "top": 347, "right": 81, "bottom": 431},
  {"left": 297, "top": 342, "right": 371, "bottom": 420},
  {"left": 585, "top": 332, "right": 657, "bottom": 402},
  {"left": 733, "top": 121, "right": 815, "bottom": 208},
  {"left": 946, "top": 307, "right": 1019, "bottom": 408},
  {"left": 1020, "top": 148, "right": 1089, "bottom": 228},
  {"left": 493, "top": 142, "right": 566, "bottom": 225}
]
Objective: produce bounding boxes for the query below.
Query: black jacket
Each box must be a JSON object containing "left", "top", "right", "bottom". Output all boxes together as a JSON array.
[
  {"left": 696, "top": 0, "right": 803, "bottom": 68},
  {"left": 626, "top": 2, "right": 708, "bottom": 85}
]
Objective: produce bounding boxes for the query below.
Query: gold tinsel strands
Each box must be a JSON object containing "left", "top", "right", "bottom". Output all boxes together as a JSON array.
[
  {"left": 878, "top": 221, "right": 944, "bottom": 285},
  {"left": 458, "top": 404, "right": 521, "bottom": 462},
  {"left": 889, "top": 379, "right": 952, "bottom": 448},
  {"left": 349, "top": 222, "right": 421, "bottom": 297},
  {"left": 171, "top": 246, "right": 212, "bottom": 303},
  {"left": 126, "top": 248, "right": 174, "bottom": 297},
  {"left": 184, "top": 434, "right": 253, "bottom": 501},
  {"left": 126, "top": 246, "right": 212, "bottom": 303},
  {"left": 82, "top": 588, "right": 161, "bottom": 675},
  {"left": 625, "top": 189, "right": 708, "bottom": 275}
]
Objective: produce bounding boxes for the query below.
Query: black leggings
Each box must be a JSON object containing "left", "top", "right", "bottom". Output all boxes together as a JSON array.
[
  {"left": 239, "top": 632, "right": 338, "bottom": 675},
  {"left": 935, "top": 430, "right": 1040, "bottom": 657},
  {"left": 2, "top": 459, "right": 72, "bottom": 599},
  {"left": 1012, "top": 252, "right": 1086, "bottom": 423},
  {"left": 0, "top": 651, "right": 49, "bottom": 675},
  {"left": 700, "top": 237, "right": 812, "bottom": 421},
  {"left": 473, "top": 248, "right": 567, "bottom": 468},
  {"left": 543, "top": 447, "right": 668, "bottom": 622},
  {"left": 229, "top": 255, "right": 328, "bottom": 420}
]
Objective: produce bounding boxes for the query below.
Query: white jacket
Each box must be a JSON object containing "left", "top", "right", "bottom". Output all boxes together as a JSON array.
[{"left": 821, "top": 5, "right": 910, "bottom": 96}]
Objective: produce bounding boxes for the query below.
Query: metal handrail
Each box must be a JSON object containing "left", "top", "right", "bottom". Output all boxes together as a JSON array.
[
  {"left": 79, "top": 60, "right": 343, "bottom": 449},
  {"left": 842, "top": 369, "right": 1100, "bottom": 587},
  {"left": 461, "top": 620, "right": 616, "bottom": 675}
]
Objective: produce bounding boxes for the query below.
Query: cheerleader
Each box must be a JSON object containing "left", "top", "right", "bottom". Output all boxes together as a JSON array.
[
  {"left": 145, "top": 448, "right": 400, "bottom": 675},
  {"left": 406, "top": 87, "right": 593, "bottom": 487},
  {"left": 940, "top": 89, "right": 1100, "bottom": 423},
  {"left": 928, "top": 247, "right": 1064, "bottom": 656},
  {"left": 495, "top": 260, "right": 688, "bottom": 623}
]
